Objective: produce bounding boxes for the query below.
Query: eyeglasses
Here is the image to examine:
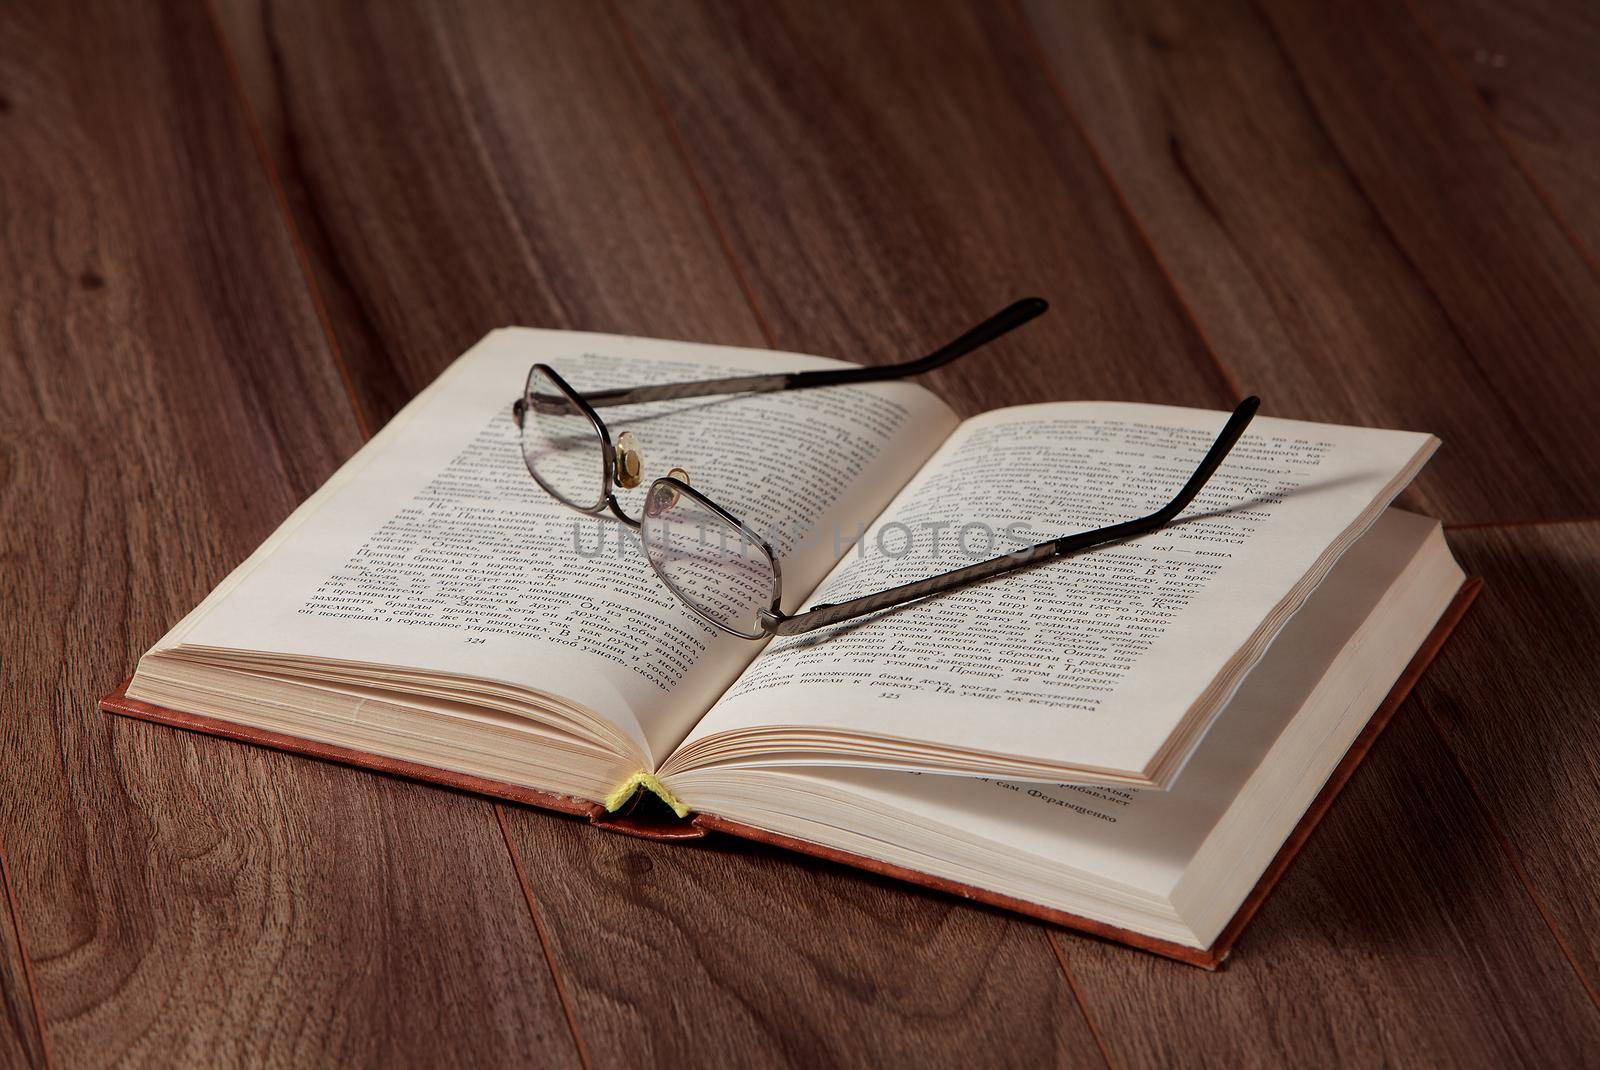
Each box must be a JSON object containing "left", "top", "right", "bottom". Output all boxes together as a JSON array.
[{"left": 513, "top": 298, "right": 1259, "bottom": 639}]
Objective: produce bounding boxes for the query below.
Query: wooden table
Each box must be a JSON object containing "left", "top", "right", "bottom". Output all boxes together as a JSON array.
[{"left": 4, "top": 1, "right": 1598, "bottom": 1065}]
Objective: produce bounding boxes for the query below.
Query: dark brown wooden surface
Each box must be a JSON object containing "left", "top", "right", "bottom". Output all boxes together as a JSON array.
[
  {"left": 1411, "top": 523, "right": 1600, "bottom": 995},
  {"left": 517, "top": 811, "right": 1103, "bottom": 1067},
  {"left": 3, "top": 0, "right": 1598, "bottom": 1065},
  {"left": 0, "top": 845, "right": 42, "bottom": 1069},
  {"left": 0, "top": 2, "right": 576, "bottom": 1065},
  {"left": 1025, "top": 0, "right": 1600, "bottom": 524},
  {"left": 617, "top": 0, "right": 1235, "bottom": 414},
  {"left": 1412, "top": 0, "right": 1600, "bottom": 266},
  {"left": 211, "top": 0, "right": 769, "bottom": 431}
]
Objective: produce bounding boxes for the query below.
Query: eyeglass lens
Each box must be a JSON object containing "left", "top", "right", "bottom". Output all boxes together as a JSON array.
[
  {"left": 641, "top": 481, "right": 777, "bottom": 638},
  {"left": 520, "top": 366, "right": 608, "bottom": 511}
]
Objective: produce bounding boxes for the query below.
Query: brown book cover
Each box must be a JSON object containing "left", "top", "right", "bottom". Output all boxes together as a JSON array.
[{"left": 99, "top": 577, "right": 1480, "bottom": 969}]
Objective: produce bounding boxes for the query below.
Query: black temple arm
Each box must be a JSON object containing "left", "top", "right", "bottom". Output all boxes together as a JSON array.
[
  {"left": 782, "top": 297, "right": 1049, "bottom": 390},
  {"left": 522, "top": 298, "right": 1049, "bottom": 412}
]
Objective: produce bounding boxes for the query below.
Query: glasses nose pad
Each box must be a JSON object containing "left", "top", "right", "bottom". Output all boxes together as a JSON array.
[
  {"left": 614, "top": 431, "right": 644, "bottom": 488},
  {"left": 650, "top": 468, "right": 692, "bottom": 510},
  {"left": 665, "top": 467, "right": 692, "bottom": 506}
]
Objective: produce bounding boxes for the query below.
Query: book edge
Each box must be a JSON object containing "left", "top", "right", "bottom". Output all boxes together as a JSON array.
[{"left": 97, "top": 574, "right": 1480, "bottom": 969}]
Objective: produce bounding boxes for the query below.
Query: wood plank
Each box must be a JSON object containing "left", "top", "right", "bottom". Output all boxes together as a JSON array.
[
  {"left": 1062, "top": 709, "right": 1600, "bottom": 1067},
  {"left": 210, "top": 0, "right": 1096, "bottom": 1059},
  {"left": 211, "top": 0, "right": 768, "bottom": 429},
  {"left": 1411, "top": 522, "right": 1600, "bottom": 996},
  {"left": 514, "top": 811, "right": 1104, "bottom": 1067},
  {"left": 1410, "top": 0, "right": 1600, "bottom": 264},
  {"left": 614, "top": 0, "right": 1236, "bottom": 415},
  {"left": 1022, "top": 0, "right": 1600, "bottom": 524},
  {"left": 0, "top": 1, "right": 577, "bottom": 1063},
  {"left": 1254, "top": 0, "right": 1600, "bottom": 517},
  {"left": 0, "top": 846, "right": 44, "bottom": 1069}
]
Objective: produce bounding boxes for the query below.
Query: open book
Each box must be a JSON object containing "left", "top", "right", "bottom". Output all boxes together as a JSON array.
[{"left": 106, "top": 329, "right": 1473, "bottom": 965}]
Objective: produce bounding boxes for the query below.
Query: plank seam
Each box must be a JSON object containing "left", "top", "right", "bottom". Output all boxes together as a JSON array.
[
  {"left": 1412, "top": 710, "right": 1600, "bottom": 1014},
  {"left": 601, "top": 0, "right": 781, "bottom": 349},
  {"left": 196, "top": 8, "right": 611, "bottom": 1061},
  {"left": 197, "top": 0, "right": 375, "bottom": 440},
  {"left": 0, "top": 836, "right": 51, "bottom": 1068},
  {"left": 1004, "top": 0, "right": 1243, "bottom": 404},
  {"left": 1046, "top": 931, "right": 1117, "bottom": 1070},
  {"left": 1400, "top": 0, "right": 1600, "bottom": 288},
  {"left": 494, "top": 806, "right": 595, "bottom": 1070},
  {"left": 424, "top": 4, "right": 575, "bottom": 332},
  {"left": 1239, "top": 0, "right": 1584, "bottom": 499},
  {"left": 1017, "top": 0, "right": 1591, "bottom": 524}
]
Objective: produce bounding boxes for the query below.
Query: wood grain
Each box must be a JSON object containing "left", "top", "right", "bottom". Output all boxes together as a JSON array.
[
  {"left": 210, "top": 0, "right": 1097, "bottom": 1060},
  {"left": 0, "top": 846, "right": 43, "bottom": 1068},
  {"left": 513, "top": 813, "right": 1104, "bottom": 1068},
  {"left": 610, "top": 0, "right": 1600, "bottom": 1060},
  {"left": 1060, "top": 709, "right": 1600, "bottom": 1067},
  {"left": 613, "top": 0, "right": 1237, "bottom": 416},
  {"left": 1022, "top": 0, "right": 1600, "bottom": 524},
  {"left": 1256, "top": 0, "right": 1600, "bottom": 514},
  {"left": 5, "top": 0, "right": 1599, "bottom": 1062},
  {"left": 1410, "top": 0, "right": 1600, "bottom": 266},
  {"left": 1412, "top": 522, "right": 1600, "bottom": 998},
  {"left": 0, "top": 1, "right": 576, "bottom": 1063},
  {"left": 212, "top": 0, "right": 768, "bottom": 429}
]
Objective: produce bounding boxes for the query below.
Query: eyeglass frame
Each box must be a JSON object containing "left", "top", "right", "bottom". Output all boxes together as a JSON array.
[
  {"left": 513, "top": 298, "right": 1049, "bottom": 525},
  {"left": 511, "top": 298, "right": 1260, "bottom": 639}
]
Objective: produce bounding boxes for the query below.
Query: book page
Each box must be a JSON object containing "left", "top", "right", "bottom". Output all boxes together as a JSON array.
[
  {"left": 157, "top": 329, "right": 957, "bottom": 765},
  {"left": 667, "top": 509, "right": 1463, "bottom": 945},
  {"left": 672, "top": 401, "right": 1434, "bottom": 783}
]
